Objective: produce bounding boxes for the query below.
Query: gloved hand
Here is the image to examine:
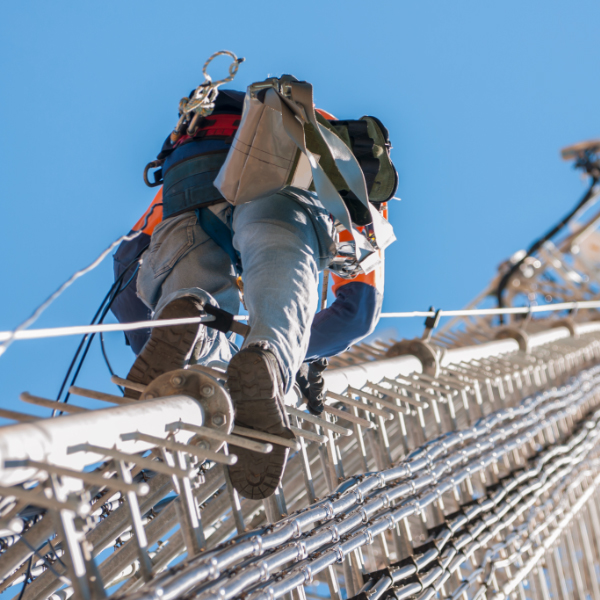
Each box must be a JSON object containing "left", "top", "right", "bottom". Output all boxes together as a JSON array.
[{"left": 295, "top": 358, "right": 328, "bottom": 415}]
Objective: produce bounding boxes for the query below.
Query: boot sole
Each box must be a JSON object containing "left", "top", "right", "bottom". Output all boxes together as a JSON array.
[
  {"left": 226, "top": 349, "right": 290, "bottom": 500},
  {"left": 125, "top": 297, "right": 202, "bottom": 399}
]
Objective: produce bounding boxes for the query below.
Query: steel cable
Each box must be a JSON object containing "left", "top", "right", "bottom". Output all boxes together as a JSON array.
[
  {"left": 0, "top": 202, "right": 163, "bottom": 358},
  {"left": 4, "top": 300, "right": 600, "bottom": 345}
]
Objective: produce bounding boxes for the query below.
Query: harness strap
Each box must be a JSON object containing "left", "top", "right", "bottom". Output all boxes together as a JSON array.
[
  {"left": 195, "top": 207, "right": 241, "bottom": 274},
  {"left": 162, "top": 152, "right": 228, "bottom": 218}
]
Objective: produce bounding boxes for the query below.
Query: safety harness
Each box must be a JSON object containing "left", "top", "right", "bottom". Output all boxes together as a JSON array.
[{"left": 141, "top": 51, "right": 398, "bottom": 278}]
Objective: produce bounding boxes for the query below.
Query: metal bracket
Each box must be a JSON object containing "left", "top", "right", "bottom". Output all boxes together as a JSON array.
[
  {"left": 422, "top": 307, "right": 441, "bottom": 342},
  {"left": 493, "top": 327, "right": 530, "bottom": 352},
  {"left": 550, "top": 317, "right": 579, "bottom": 338},
  {"left": 140, "top": 369, "right": 234, "bottom": 453},
  {"left": 384, "top": 339, "right": 440, "bottom": 377}
]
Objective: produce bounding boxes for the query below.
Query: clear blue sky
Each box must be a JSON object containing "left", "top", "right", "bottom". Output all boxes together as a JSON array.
[{"left": 1, "top": 1, "right": 599, "bottom": 414}]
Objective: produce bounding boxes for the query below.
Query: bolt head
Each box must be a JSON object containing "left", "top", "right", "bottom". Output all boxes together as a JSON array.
[
  {"left": 171, "top": 375, "right": 185, "bottom": 387},
  {"left": 201, "top": 385, "right": 214, "bottom": 397},
  {"left": 197, "top": 441, "right": 209, "bottom": 450},
  {"left": 211, "top": 413, "right": 225, "bottom": 427}
]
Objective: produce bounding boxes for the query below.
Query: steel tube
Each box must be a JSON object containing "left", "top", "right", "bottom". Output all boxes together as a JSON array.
[
  {"left": 575, "top": 322, "right": 600, "bottom": 336},
  {"left": 528, "top": 327, "right": 571, "bottom": 348},
  {"left": 442, "top": 338, "right": 519, "bottom": 365},
  {"left": 165, "top": 422, "right": 273, "bottom": 454},
  {"left": 0, "top": 395, "right": 204, "bottom": 487},
  {"left": 20, "top": 474, "right": 175, "bottom": 600},
  {"left": 323, "top": 356, "right": 423, "bottom": 395},
  {"left": 5, "top": 320, "right": 600, "bottom": 600},
  {"left": 323, "top": 325, "right": 591, "bottom": 396}
]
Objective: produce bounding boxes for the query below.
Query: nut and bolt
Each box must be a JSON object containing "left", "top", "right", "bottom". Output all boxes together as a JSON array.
[
  {"left": 197, "top": 441, "right": 209, "bottom": 450},
  {"left": 211, "top": 413, "right": 226, "bottom": 427}
]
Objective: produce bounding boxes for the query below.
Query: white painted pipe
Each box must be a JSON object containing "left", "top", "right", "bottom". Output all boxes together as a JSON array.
[
  {"left": 441, "top": 338, "right": 518, "bottom": 366},
  {"left": 3, "top": 323, "right": 593, "bottom": 486},
  {"left": 323, "top": 324, "right": 590, "bottom": 395},
  {"left": 575, "top": 322, "right": 600, "bottom": 336},
  {"left": 322, "top": 355, "right": 422, "bottom": 395},
  {"left": 0, "top": 395, "right": 204, "bottom": 487},
  {"left": 528, "top": 326, "right": 571, "bottom": 348}
]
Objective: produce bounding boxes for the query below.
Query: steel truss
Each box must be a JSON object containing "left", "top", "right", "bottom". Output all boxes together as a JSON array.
[{"left": 0, "top": 320, "right": 599, "bottom": 600}]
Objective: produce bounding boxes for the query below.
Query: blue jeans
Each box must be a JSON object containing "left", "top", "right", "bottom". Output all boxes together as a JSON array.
[{"left": 136, "top": 188, "right": 336, "bottom": 389}]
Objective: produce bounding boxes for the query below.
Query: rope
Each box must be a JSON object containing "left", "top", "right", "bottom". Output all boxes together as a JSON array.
[
  {"left": 0, "top": 316, "right": 219, "bottom": 342},
  {"left": 379, "top": 299, "right": 600, "bottom": 318},
  {"left": 0, "top": 202, "right": 164, "bottom": 359},
  {"left": 2, "top": 299, "right": 599, "bottom": 345},
  {"left": 0, "top": 230, "right": 145, "bottom": 358}
]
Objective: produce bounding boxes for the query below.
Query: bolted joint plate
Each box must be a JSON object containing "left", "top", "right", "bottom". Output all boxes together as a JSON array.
[
  {"left": 384, "top": 339, "right": 441, "bottom": 377},
  {"left": 141, "top": 369, "right": 234, "bottom": 453}
]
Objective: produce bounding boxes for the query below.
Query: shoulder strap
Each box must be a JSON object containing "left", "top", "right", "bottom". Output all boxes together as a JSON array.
[
  {"left": 195, "top": 208, "right": 241, "bottom": 274},
  {"left": 265, "top": 79, "right": 395, "bottom": 260}
]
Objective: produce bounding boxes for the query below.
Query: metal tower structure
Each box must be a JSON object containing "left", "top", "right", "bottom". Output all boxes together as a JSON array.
[{"left": 3, "top": 142, "right": 600, "bottom": 600}]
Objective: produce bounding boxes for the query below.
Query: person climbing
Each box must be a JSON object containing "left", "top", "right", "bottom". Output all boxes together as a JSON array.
[
  {"left": 112, "top": 53, "right": 398, "bottom": 499},
  {"left": 114, "top": 192, "right": 389, "bottom": 415}
]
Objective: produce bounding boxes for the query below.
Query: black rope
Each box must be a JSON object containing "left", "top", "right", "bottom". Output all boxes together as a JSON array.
[
  {"left": 54, "top": 279, "right": 120, "bottom": 403},
  {"left": 99, "top": 332, "right": 118, "bottom": 384},
  {"left": 17, "top": 556, "right": 32, "bottom": 600},
  {"left": 495, "top": 177, "right": 598, "bottom": 321},
  {"left": 47, "top": 537, "right": 68, "bottom": 571},
  {"left": 98, "top": 261, "right": 142, "bottom": 387},
  {"left": 52, "top": 272, "right": 128, "bottom": 416},
  {"left": 57, "top": 258, "right": 139, "bottom": 411},
  {"left": 53, "top": 204, "right": 162, "bottom": 412},
  {"left": 18, "top": 535, "right": 70, "bottom": 583}
]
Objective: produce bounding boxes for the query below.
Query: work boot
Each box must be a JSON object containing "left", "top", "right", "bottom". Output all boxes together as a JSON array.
[
  {"left": 125, "top": 296, "right": 205, "bottom": 398},
  {"left": 226, "top": 345, "right": 295, "bottom": 499}
]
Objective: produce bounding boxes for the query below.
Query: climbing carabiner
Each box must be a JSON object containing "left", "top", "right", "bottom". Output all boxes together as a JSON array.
[{"left": 170, "top": 50, "right": 245, "bottom": 143}]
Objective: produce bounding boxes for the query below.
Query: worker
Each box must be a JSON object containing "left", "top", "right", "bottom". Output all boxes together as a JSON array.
[
  {"left": 113, "top": 195, "right": 387, "bottom": 414},
  {"left": 111, "top": 75, "right": 397, "bottom": 500}
]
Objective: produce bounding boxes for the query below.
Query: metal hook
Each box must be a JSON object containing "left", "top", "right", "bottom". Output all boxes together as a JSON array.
[
  {"left": 171, "top": 50, "right": 245, "bottom": 142},
  {"left": 422, "top": 306, "right": 441, "bottom": 341},
  {"left": 201, "top": 50, "right": 245, "bottom": 87}
]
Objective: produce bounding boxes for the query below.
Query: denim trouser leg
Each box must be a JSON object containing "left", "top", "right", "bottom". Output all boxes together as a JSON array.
[
  {"left": 137, "top": 192, "right": 335, "bottom": 379},
  {"left": 232, "top": 194, "right": 321, "bottom": 390},
  {"left": 137, "top": 211, "right": 239, "bottom": 365}
]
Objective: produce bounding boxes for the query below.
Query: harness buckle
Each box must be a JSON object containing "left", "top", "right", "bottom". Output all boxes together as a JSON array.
[{"left": 143, "top": 160, "right": 164, "bottom": 187}]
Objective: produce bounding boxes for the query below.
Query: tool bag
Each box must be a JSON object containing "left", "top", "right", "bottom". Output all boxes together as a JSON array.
[
  {"left": 326, "top": 116, "right": 398, "bottom": 209},
  {"left": 213, "top": 75, "right": 396, "bottom": 272}
]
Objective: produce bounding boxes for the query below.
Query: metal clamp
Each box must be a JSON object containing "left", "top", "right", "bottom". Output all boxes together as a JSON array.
[
  {"left": 385, "top": 339, "right": 441, "bottom": 377},
  {"left": 143, "top": 160, "right": 164, "bottom": 187},
  {"left": 494, "top": 327, "right": 530, "bottom": 352}
]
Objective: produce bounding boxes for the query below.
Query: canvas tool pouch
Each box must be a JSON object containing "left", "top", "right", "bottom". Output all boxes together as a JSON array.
[{"left": 214, "top": 75, "right": 395, "bottom": 271}]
